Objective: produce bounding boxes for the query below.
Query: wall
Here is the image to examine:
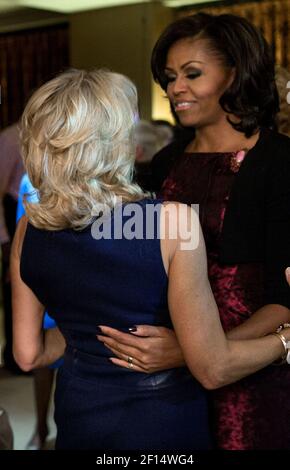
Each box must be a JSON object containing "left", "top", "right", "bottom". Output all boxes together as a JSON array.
[{"left": 0, "top": 7, "right": 67, "bottom": 33}]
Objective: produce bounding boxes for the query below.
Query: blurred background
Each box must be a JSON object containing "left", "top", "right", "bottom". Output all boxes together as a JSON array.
[
  {"left": 0, "top": 0, "right": 290, "bottom": 128},
  {"left": 0, "top": 0, "right": 289, "bottom": 450}
]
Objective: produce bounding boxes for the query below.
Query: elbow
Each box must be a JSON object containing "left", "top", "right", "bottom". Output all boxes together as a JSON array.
[
  {"left": 199, "top": 375, "right": 224, "bottom": 390},
  {"left": 17, "top": 360, "right": 34, "bottom": 372},
  {"left": 13, "top": 356, "right": 34, "bottom": 372},
  {"left": 193, "top": 362, "right": 229, "bottom": 390},
  {"left": 13, "top": 348, "right": 38, "bottom": 372}
]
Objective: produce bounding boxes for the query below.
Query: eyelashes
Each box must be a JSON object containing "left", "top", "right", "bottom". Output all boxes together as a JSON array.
[
  {"left": 187, "top": 72, "right": 202, "bottom": 79},
  {"left": 164, "top": 71, "right": 202, "bottom": 83}
]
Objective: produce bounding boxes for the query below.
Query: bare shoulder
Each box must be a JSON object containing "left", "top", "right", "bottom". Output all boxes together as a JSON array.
[
  {"left": 161, "top": 202, "right": 200, "bottom": 245},
  {"left": 161, "top": 201, "right": 198, "bottom": 216},
  {"left": 161, "top": 200, "right": 191, "bottom": 211},
  {"left": 160, "top": 202, "right": 202, "bottom": 275}
]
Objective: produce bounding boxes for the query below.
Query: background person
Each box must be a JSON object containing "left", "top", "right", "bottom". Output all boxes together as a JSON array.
[
  {"left": 0, "top": 122, "right": 25, "bottom": 373},
  {"left": 134, "top": 119, "right": 173, "bottom": 190},
  {"left": 0, "top": 406, "right": 14, "bottom": 450},
  {"left": 275, "top": 65, "right": 290, "bottom": 137}
]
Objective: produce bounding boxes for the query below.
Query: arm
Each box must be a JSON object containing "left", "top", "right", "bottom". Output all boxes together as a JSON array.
[
  {"left": 226, "top": 304, "right": 290, "bottom": 340},
  {"left": 98, "top": 152, "right": 290, "bottom": 366},
  {"left": 11, "top": 216, "right": 65, "bottom": 371},
  {"left": 98, "top": 272, "right": 289, "bottom": 372},
  {"left": 99, "top": 204, "right": 290, "bottom": 386},
  {"left": 166, "top": 204, "right": 289, "bottom": 389},
  {"left": 97, "top": 304, "right": 290, "bottom": 373}
]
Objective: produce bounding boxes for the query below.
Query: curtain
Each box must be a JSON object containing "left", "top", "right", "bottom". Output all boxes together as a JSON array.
[
  {"left": 0, "top": 24, "right": 69, "bottom": 128},
  {"left": 179, "top": 0, "right": 290, "bottom": 68}
]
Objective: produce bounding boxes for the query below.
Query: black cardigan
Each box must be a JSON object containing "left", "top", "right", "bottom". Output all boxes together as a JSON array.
[{"left": 151, "top": 127, "right": 290, "bottom": 309}]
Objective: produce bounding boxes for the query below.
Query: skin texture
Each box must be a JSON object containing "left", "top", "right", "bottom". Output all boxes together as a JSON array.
[
  {"left": 11, "top": 216, "right": 65, "bottom": 371},
  {"left": 164, "top": 38, "right": 259, "bottom": 153},
  {"left": 96, "top": 204, "right": 290, "bottom": 388},
  {"left": 165, "top": 38, "right": 233, "bottom": 130},
  {"left": 12, "top": 207, "right": 290, "bottom": 390}
]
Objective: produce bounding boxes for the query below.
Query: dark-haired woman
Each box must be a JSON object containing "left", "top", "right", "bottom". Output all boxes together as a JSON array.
[{"left": 98, "top": 13, "right": 290, "bottom": 450}]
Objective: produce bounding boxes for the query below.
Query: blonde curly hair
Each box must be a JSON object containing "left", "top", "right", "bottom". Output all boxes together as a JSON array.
[{"left": 21, "top": 68, "right": 146, "bottom": 230}]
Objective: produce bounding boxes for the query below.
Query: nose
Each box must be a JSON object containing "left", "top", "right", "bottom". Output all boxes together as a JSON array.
[{"left": 171, "top": 75, "right": 188, "bottom": 95}]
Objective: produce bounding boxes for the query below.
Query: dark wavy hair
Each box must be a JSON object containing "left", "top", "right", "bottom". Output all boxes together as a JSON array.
[{"left": 151, "top": 13, "right": 279, "bottom": 137}]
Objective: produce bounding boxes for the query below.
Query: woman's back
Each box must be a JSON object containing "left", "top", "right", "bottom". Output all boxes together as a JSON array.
[
  {"left": 21, "top": 199, "right": 170, "bottom": 357},
  {"left": 20, "top": 198, "right": 211, "bottom": 450}
]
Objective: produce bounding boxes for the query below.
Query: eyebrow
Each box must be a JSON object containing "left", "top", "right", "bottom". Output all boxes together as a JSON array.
[{"left": 165, "top": 60, "right": 204, "bottom": 72}]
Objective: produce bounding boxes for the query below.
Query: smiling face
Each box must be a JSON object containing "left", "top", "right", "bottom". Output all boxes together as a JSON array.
[{"left": 165, "top": 38, "right": 234, "bottom": 129}]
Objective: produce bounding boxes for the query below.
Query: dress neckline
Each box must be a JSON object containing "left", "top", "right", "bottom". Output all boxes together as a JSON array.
[
  {"left": 183, "top": 128, "right": 263, "bottom": 157},
  {"left": 183, "top": 151, "right": 236, "bottom": 156}
]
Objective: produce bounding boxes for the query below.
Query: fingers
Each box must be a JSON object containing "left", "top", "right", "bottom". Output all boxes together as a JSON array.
[
  {"left": 102, "top": 342, "right": 145, "bottom": 370},
  {"left": 109, "top": 357, "right": 147, "bottom": 373},
  {"left": 98, "top": 324, "right": 172, "bottom": 339},
  {"left": 96, "top": 325, "right": 176, "bottom": 373},
  {"left": 129, "top": 325, "right": 169, "bottom": 337},
  {"left": 97, "top": 334, "right": 154, "bottom": 371},
  {"left": 97, "top": 333, "right": 140, "bottom": 357}
]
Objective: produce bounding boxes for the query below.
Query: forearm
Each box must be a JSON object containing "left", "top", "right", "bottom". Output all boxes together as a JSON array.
[
  {"left": 226, "top": 304, "right": 290, "bottom": 340},
  {"left": 185, "top": 330, "right": 288, "bottom": 390},
  {"left": 38, "top": 327, "right": 65, "bottom": 367},
  {"left": 167, "top": 304, "right": 290, "bottom": 378},
  {"left": 219, "top": 333, "right": 287, "bottom": 387},
  {"left": 17, "top": 327, "right": 65, "bottom": 371},
  {"left": 174, "top": 294, "right": 290, "bottom": 389}
]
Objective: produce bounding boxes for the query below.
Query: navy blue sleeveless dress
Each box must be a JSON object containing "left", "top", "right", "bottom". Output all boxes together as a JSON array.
[{"left": 20, "top": 198, "right": 211, "bottom": 450}]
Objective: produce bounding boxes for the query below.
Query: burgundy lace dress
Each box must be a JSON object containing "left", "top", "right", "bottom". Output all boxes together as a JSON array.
[{"left": 159, "top": 150, "right": 290, "bottom": 450}]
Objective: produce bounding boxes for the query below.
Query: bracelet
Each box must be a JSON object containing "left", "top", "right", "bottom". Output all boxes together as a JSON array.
[
  {"left": 272, "top": 332, "right": 288, "bottom": 353},
  {"left": 272, "top": 330, "right": 290, "bottom": 365},
  {"left": 276, "top": 323, "right": 290, "bottom": 333}
]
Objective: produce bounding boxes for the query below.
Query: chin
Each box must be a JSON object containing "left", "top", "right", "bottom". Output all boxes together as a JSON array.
[
  {"left": 179, "top": 118, "right": 198, "bottom": 128},
  {"left": 176, "top": 112, "right": 198, "bottom": 128}
]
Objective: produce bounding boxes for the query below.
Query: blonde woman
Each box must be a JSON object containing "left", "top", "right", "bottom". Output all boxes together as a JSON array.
[{"left": 12, "top": 69, "right": 290, "bottom": 450}]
